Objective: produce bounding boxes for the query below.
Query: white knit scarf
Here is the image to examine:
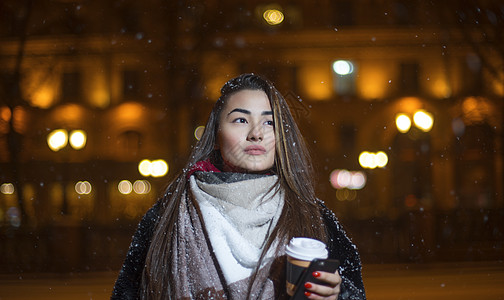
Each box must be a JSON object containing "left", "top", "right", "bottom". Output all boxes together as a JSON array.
[{"left": 189, "top": 172, "right": 284, "bottom": 286}]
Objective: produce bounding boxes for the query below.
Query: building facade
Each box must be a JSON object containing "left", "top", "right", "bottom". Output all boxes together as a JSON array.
[{"left": 1, "top": 0, "right": 503, "bottom": 271}]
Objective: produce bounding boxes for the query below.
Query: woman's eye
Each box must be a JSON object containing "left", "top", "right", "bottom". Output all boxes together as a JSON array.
[
  {"left": 233, "top": 118, "right": 247, "bottom": 123},
  {"left": 265, "top": 120, "right": 274, "bottom": 126}
]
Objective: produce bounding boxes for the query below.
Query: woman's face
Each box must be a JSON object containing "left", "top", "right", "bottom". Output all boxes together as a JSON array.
[{"left": 217, "top": 89, "right": 276, "bottom": 173}]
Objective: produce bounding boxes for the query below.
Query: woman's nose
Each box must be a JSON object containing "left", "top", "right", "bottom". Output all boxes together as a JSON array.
[{"left": 247, "top": 124, "right": 263, "bottom": 141}]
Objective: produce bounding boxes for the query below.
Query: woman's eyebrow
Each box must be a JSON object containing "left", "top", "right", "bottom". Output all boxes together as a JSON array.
[
  {"left": 228, "top": 108, "right": 250, "bottom": 115},
  {"left": 227, "top": 108, "right": 273, "bottom": 116}
]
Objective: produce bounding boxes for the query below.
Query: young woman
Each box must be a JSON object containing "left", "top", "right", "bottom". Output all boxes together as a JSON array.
[{"left": 112, "top": 73, "right": 366, "bottom": 300}]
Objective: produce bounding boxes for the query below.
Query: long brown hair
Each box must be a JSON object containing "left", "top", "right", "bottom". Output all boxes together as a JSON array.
[{"left": 141, "top": 73, "right": 327, "bottom": 299}]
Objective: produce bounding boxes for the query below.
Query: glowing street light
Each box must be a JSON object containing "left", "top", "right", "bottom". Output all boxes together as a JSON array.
[
  {"left": 413, "top": 110, "right": 434, "bottom": 132},
  {"left": 151, "top": 160, "right": 169, "bottom": 177},
  {"left": 138, "top": 159, "right": 152, "bottom": 177},
  {"left": 263, "top": 8, "right": 284, "bottom": 25},
  {"left": 330, "top": 169, "right": 367, "bottom": 191},
  {"left": 359, "top": 151, "right": 388, "bottom": 169},
  {"left": 1, "top": 183, "right": 15, "bottom": 194},
  {"left": 47, "top": 129, "right": 87, "bottom": 151},
  {"left": 69, "top": 130, "right": 87, "bottom": 150},
  {"left": 396, "top": 110, "right": 434, "bottom": 133},
  {"left": 395, "top": 114, "right": 412, "bottom": 133},
  {"left": 46, "top": 128, "right": 87, "bottom": 215},
  {"left": 375, "top": 151, "right": 388, "bottom": 168},
  {"left": 138, "top": 159, "right": 169, "bottom": 177},
  {"left": 47, "top": 129, "right": 68, "bottom": 151},
  {"left": 75, "top": 181, "right": 92, "bottom": 195},
  {"left": 332, "top": 60, "right": 354, "bottom": 75},
  {"left": 133, "top": 180, "right": 151, "bottom": 194},
  {"left": 118, "top": 180, "right": 133, "bottom": 194}
]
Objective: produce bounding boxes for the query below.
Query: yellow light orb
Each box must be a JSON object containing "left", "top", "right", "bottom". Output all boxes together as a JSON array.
[
  {"left": 263, "top": 9, "right": 284, "bottom": 25},
  {"left": 138, "top": 159, "right": 152, "bottom": 177},
  {"left": 413, "top": 110, "right": 434, "bottom": 132},
  {"left": 133, "top": 180, "right": 151, "bottom": 194},
  {"left": 1, "top": 183, "right": 15, "bottom": 194},
  {"left": 395, "top": 114, "right": 411, "bottom": 133},
  {"left": 375, "top": 151, "right": 388, "bottom": 168},
  {"left": 151, "top": 159, "right": 169, "bottom": 177},
  {"left": 194, "top": 126, "right": 205, "bottom": 140},
  {"left": 332, "top": 60, "right": 354, "bottom": 75},
  {"left": 359, "top": 151, "right": 374, "bottom": 169},
  {"left": 69, "top": 130, "right": 87, "bottom": 150},
  {"left": 350, "top": 171, "right": 366, "bottom": 190},
  {"left": 118, "top": 180, "right": 132, "bottom": 194},
  {"left": 75, "top": 181, "right": 92, "bottom": 195},
  {"left": 47, "top": 129, "right": 68, "bottom": 151}
]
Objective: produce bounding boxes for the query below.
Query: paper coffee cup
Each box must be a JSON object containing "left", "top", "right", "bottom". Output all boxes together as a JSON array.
[{"left": 285, "top": 237, "right": 328, "bottom": 296}]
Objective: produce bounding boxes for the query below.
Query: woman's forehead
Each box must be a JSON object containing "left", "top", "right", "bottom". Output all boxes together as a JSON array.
[{"left": 223, "top": 90, "right": 271, "bottom": 112}]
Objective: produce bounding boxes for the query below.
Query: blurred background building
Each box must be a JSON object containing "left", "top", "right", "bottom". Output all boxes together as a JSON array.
[{"left": 0, "top": 0, "right": 503, "bottom": 273}]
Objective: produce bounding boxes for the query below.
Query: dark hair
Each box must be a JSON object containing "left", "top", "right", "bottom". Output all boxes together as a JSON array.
[{"left": 141, "top": 73, "right": 327, "bottom": 299}]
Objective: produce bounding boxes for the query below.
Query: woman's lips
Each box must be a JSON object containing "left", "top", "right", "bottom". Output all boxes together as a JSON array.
[{"left": 244, "top": 145, "right": 266, "bottom": 155}]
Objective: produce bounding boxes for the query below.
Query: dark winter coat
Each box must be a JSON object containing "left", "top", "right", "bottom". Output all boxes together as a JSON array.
[{"left": 111, "top": 196, "right": 366, "bottom": 300}]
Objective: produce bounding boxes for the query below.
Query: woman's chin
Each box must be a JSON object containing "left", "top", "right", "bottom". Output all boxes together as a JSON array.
[{"left": 223, "top": 161, "right": 273, "bottom": 174}]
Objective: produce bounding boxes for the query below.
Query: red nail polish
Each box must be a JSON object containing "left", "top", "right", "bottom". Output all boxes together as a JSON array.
[
  {"left": 312, "top": 271, "right": 320, "bottom": 278},
  {"left": 304, "top": 282, "right": 312, "bottom": 289},
  {"left": 304, "top": 291, "right": 311, "bottom": 297}
]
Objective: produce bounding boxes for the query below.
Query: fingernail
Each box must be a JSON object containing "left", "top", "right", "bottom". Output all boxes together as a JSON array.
[
  {"left": 304, "top": 291, "right": 311, "bottom": 297},
  {"left": 312, "top": 271, "right": 320, "bottom": 278},
  {"left": 304, "top": 282, "right": 312, "bottom": 289}
]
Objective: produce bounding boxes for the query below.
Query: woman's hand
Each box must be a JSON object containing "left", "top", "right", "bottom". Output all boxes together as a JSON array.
[{"left": 303, "top": 270, "right": 341, "bottom": 299}]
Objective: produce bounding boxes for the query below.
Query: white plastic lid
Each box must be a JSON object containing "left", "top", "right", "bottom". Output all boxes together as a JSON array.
[{"left": 285, "top": 237, "right": 328, "bottom": 261}]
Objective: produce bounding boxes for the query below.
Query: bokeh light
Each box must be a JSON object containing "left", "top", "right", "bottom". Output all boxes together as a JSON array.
[
  {"left": 118, "top": 180, "right": 133, "bottom": 195},
  {"left": 75, "top": 181, "right": 92, "bottom": 195},
  {"left": 263, "top": 9, "right": 284, "bottom": 25},
  {"left": 69, "top": 130, "right": 87, "bottom": 150},
  {"left": 47, "top": 129, "right": 68, "bottom": 151},
  {"left": 138, "top": 159, "right": 169, "bottom": 177},
  {"left": 336, "top": 189, "right": 357, "bottom": 201},
  {"left": 413, "top": 110, "right": 434, "bottom": 132},
  {"left": 7, "top": 207, "right": 21, "bottom": 227},
  {"left": 138, "top": 159, "right": 152, "bottom": 177},
  {"left": 359, "top": 151, "right": 376, "bottom": 169},
  {"left": 395, "top": 114, "right": 412, "bottom": 133},
  {"left": 194, "top": 125, "right": 205, "bottom": 140},
  {"left": 396, "top": 110, "right": 434, "bottom": 133},
  {"left": 359, "top": 151, "right": 388, "bottom": 169},
  {"left": 133, "top": 180, "right": 151, "bottom": 194},
  {"left": 375, "top": 151, "right": 388, "bottom": 168},
  {"left": 151, "top": 160, "right": 168, "bottom": 177},
  {"left": 332, "top": 60, "right": 354, "bottom": 75},
  {"left": 1, "top": 183, "right": 15, "bottom": 194},
  {"left": 330, "top": 169, "right": 367, "bottom": 190},
  {"left": 350, "top": 172, "right": 367, "bottom": 189}
]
